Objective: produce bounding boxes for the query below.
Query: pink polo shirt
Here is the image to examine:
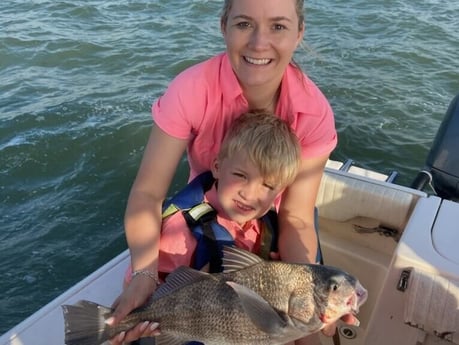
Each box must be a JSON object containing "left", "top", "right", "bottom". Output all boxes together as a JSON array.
[
  {"left": 153, "top": 52, "right": 337, "bottom": 181},
  {"left": 158, "top": 184, "right": 262, "bottom": 274}
]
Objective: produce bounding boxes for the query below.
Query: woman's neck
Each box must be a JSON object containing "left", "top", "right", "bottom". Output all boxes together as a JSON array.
[{"left": 243, "top": 84, "right": 281, "bottom": 113}]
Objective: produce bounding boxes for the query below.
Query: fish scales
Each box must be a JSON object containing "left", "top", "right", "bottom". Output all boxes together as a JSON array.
[
  {"left": 62, "top": 246, "right": 367, "bottom": 345},
  {"left": 63, "top": 268, "right": 281, "bottom": 344},
  {"left": 224, "top": 261, "right": 319, "bottom": 329},
  {"left": 140, "top": 276, "right": 271, "bottom": 344}
]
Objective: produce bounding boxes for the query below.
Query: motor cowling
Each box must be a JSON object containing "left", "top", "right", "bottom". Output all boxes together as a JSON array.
[{"left": 413, "top": 93, "right": 459, "bottom": 201}]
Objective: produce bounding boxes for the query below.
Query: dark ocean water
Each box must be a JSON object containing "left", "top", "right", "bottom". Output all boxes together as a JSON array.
[{"left": 1, "top": 0, "right": 458, "bottom": 334}]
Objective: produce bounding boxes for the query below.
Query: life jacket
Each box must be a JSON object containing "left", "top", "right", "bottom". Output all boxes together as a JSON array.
[{"left": 161, "top": 171, "right": 278, "bottom": 273}]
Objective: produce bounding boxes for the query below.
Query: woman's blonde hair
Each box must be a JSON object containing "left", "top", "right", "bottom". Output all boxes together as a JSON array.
[
  {"left": 220, "top": 0, "right": 305, "bottom": 31},
  {"left": 218, "top": 112, "right": 301, "bottom": 188}
]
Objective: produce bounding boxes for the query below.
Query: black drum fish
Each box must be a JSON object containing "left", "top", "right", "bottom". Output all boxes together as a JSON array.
[{"left": 62, "top": 246, "right": 367, "bottom": 345}]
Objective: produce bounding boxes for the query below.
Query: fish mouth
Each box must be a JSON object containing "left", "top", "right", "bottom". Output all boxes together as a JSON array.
[
  {"left": 243, "top": 56, "right": 272, "bottom": 65},
  {"left": 349, "top": 284, "right": 368, "bottom": 314}
]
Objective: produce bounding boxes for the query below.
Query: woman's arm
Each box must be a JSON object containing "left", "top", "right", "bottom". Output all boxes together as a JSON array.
[
  {"left": 277, "top": 154, "right": 329, "bottom": 264},
  {"left": 125, "top": 124, "right": 188, "bottom": 274},
  {"left": 108, "top": 124, "right": 188, "bottom": 343},
  {"left": 278, "top": 154, "right": 327, "bottom": 345}
]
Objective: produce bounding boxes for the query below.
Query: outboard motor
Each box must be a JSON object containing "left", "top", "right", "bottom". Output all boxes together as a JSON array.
[{"left": 411, "top": 93, "right": 459, "bottom": 201}]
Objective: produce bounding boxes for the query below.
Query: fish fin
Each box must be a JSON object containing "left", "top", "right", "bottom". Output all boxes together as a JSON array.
[
  {"left": 62, "top": 300, "right": 113, "bottom": 345},
  {"left": 155, "top": 334, "right": 187, "bottom": 345},
  {"left": 153, "top": 266, "right": 212, "bottom": 300},
  {"left": 221, "top": 246, "right": 263, "bottom": 273},
  {"left": 226, "top": 281, "right": 288, "bottom": 334}
]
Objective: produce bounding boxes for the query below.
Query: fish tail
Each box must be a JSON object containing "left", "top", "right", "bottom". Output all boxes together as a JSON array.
[{"left": 62, "top": 300, "right": 117, "bottom": 345}]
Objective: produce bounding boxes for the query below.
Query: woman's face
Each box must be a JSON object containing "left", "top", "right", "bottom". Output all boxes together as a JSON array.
[{"left": 221, "top": 0, "right": 304, "bottom": 91}]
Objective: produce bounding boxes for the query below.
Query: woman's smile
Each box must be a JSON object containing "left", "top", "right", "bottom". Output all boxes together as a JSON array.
[{"left": 243, "top": 56, "right": 272, "bottom": 65}]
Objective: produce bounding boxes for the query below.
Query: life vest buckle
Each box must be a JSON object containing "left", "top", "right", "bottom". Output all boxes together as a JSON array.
[{"left": 187, "top": 203, "right": 216, "bottom": 223}]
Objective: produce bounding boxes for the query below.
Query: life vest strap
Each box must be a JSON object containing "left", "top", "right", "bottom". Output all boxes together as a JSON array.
[
  {"left": 162, "top": 203, "right": 181, "bottom": 219},
  {"left": 200, "top": 221, "right": 222, "bottom": 272},
  {"left": 187, "top": 203, "right": 215, "bottom": 222},
  {"left": 182, "top": 203, "right": 230, "bottom": 272}
]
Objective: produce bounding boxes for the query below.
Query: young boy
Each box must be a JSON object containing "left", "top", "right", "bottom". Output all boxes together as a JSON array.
[
  {"left": 124, "top": 111, "right": 301, "bottom": 284},
  {"left": 157, "top": 111, "right": 301, "bottom": 276}
]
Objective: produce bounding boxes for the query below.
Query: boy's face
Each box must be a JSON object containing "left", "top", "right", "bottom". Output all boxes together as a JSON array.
[{"left": 211, "top": 152, "right": 285, "bottom": 225}]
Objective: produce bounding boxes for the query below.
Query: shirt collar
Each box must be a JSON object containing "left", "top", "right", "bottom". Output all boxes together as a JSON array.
[
  {"left": 279, "top": 63, "right": 312, "bottom": 116},
  {"left": 219, "top": 53, "right": 245, "bottom": 104},
  {"left": 219, "top": 53, "right": 311, "bottom": 116}
]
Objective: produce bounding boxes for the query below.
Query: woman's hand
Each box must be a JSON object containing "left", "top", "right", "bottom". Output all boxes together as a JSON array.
[
  {"left": 107, "top": 276, "right": 160, "bottom": 344},
  {"left": 108, "top": 321, "right": 160, "bottom": 345}
]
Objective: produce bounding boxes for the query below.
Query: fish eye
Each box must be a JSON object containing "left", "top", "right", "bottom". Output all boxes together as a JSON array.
[
  {"left": 329, "top": 280, "right": 340, "bottom": 292},
  {"left": 328, "top": 275, "right": 345, "bottom": 292}
]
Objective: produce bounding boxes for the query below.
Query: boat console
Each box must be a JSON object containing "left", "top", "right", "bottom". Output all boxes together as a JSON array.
[{"left": 366, "top": 196, "right": 459, "bottom": 345}]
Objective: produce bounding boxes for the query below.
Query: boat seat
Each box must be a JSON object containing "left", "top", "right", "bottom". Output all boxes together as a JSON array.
[{"left": 316, "top": 171, "right": 422, "bottom": 232}]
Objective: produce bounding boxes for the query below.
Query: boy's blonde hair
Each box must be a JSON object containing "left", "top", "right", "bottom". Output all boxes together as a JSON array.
[{"left": 218, "top": 112, "right": 301, "bottom": 188}]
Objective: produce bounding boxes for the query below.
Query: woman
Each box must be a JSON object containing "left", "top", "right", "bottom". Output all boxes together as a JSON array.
[{"left": 109, "top": 1, "right": 355, "bottom": 344}]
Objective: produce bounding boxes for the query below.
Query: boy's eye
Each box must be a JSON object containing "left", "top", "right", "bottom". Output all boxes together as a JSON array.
[
  {"left": 263, "top": 183, "right": 275, "bottom": 191},
  {"left": 233, "top": 172, "right": 246, "bottom": 179}
]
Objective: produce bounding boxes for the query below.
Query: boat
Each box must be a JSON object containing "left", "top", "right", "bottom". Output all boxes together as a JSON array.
[{"left": 1, "top": 93, "right": 458, "bottom": 345}]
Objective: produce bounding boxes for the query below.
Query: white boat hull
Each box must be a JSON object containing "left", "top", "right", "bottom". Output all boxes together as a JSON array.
[
  {"left": 2, "top": 162, "right": 458, "bottom": 345},
  {"left": 0, "top": 250, "right": 130, "bottom": 345}
]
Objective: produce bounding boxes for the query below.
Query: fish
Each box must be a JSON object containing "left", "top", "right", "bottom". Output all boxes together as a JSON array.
[{"left": 62, "top": 246, "right": 367, "bottom": 345}]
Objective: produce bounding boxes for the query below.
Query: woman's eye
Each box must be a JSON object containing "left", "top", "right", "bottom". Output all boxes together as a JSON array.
[
  {"left": 236, "top": 22, "right": 251, "bottom": 29},
  {"left": 273, "top": 24, "right": 287, "bottom": 31}
]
